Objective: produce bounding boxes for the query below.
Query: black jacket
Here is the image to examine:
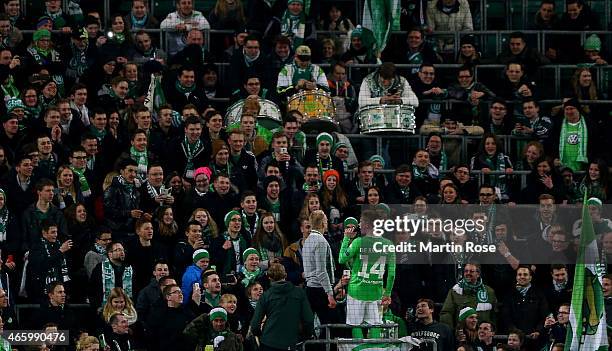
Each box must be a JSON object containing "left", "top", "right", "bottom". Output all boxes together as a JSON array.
[
  {"left": 384, "top": 181, "right": 421, "bottom": 204},
  {"left": 146, "top": 304, "right": 195, "bottom": 351},
  {"left": 163, "top": 77, "right": 209, "bottom": 113},
  {"left": 102, "top": 176, "right": 141, "bottom": 237},
  {"left": 502, "top": 286, "right": 549, "bottom": 334},
  {"left": 228, "top": 149, "right": 258, "bottom": 192},
  {"left": 165, "top": 137, "right": 210, "bottom": 180}
]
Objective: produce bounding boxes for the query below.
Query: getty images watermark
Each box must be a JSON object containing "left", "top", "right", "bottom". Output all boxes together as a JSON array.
[{"left": 370, "top": 215, "right": 498, "bottom": 254}]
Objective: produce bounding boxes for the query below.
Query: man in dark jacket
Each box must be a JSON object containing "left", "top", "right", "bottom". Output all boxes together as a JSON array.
[
  {"left": 250, "top": 263, "right": 314, "bottom": 349},
  {"left": 183, "top": 306, "right": 238, "bottom": 350},
  {"left": 33, "top": 282, "right": 76, "bottom": 333},
  {"left": 26, "top": 221, "right": 72, "bottom": 303},
  {"left": 502, "top": 266, "right": 549, "bottom": 336},
  {"left": 496, "top": 31, "right": 550, "bottom": 77},
  {"left": 147, "top": 284, "right": 195, "bottom": 351},
  {"left": 166, "top": 116, "right": 209, "bottom": 182},
  {"left": 136, "top": 274, "right": 174, "bottom": 324},
  {"left": 21, "top": 179, "right": 68, "bottom": 252},
  {"left": 228, "top": 35, "right": 271, "bottom": 92},
  {"left": 384, "top": 165, "right": 421, "bottom": 204},
  {"left": 103, "top": 158, "right": 142, "bottom": 240},
  {"left": 163, "top": 65, "right": 208, "bottom": 113}
]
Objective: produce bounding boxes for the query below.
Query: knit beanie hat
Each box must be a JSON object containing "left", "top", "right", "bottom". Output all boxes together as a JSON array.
[
  {"left": 369, "top": 155, "right": 385, "bottom": 168},
  {"left": 323, "top": 169, "right": 340, "bottom": 183},
  {"left": 224, "top": 210, "right": 241, "bottom": 227},
  {"left": 209, "top": 307, "right": 228, "bottom": 321},
  {"left": 458, "top": 307, "right": 477, "bottom": 321},
  {"left": 587, "top": 197, "right": 603, "bottom": 208},
  {"left": 6, "top": 98, "right": 25, "bottom": 113},
  {"left": 584, "top": 34, "right": 602, "bottom": 52},
  {"left": 194, "top": 167, "right": 212, "bottom": 180},
  {"left": 316, "top": 132, "right": 334, "bottom": 147},
  {"left": 344, "top": 217, "right": 358, "bottom": 227},
  {"left": 192, "top": 249, "right": 210, "bottom": 264},
  {"left": 460, "top": 34, "right": 476, "bottom": 47},
  {"left": 33, "top": 29, "right": 51, "bottom": 42},
  {"left": 242, "top": 247, "right": 260, "bottom": 262},
  {"left": 331, "top": 142, "right": 347, "bottom": 154}
]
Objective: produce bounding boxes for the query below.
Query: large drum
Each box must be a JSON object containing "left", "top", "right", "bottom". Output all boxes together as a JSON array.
[
  {"left": 225, "top": 98, "right": 282, "bottom": 130},
  {"left": 357, "top": 104, "right": 416, "bottom": 134},
  {"left": 287, "top": 90, "right": 338, "bottom": 132}
]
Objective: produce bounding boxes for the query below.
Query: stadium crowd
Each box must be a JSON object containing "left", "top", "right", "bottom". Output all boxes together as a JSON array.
[{"left": 0, "top": 0, "right": 608, "bottom": 350}]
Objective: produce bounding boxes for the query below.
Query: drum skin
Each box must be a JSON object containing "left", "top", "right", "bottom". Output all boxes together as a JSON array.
[{"left": 225, "top": 99, "right": 282, "bottom": 130}]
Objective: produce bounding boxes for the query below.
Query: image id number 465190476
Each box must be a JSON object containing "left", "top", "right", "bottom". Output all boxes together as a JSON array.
[{"left": 2, "top": 330, "right": 68, "bottom": 345}]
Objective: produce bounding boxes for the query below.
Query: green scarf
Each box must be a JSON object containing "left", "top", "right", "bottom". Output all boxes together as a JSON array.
[
  {"left": 204, "top": 291, "right": 220, "bottom": 307},
  {"left": 130, "top": 146, "right": 148, "bottom": 180},
  {"left": 365, "top": 71, "right": 402, "bottom": 98},
  {"left": 117, "top": 174, "right": 135, "bottom": 192},
  {"left": 240, "top": 266, "right": 261, "bottom": 287},
  {"left": 101, "top": 258, "right": 133, "bottom": 304},
  {"left": 25, "top": 105, "right": 41, "bottom": 120},
  {"left": 69, "top": 41, "right": 89, "bottom": 77},
  {"left": 70, "top": 166, "right": 91, "bottom": 197},
  {"left": 182, "top": 136, "right": 202, "bottom": 178},
  {"left": 89, "top": 125, "right": 107, "bottom": 142},
  {"left": 280, "top": 11, "right": 305, "bottom": 49},
  {"left": 175, "top": 79, "right": 196, "bottom": 94},
  {"left": 0, "top": 337, "right": 10, "bottom": 351},
  {"left": 459, "top": 277, "right": 489, "bottom": 304},
  {"left": 481, "top": 153, "right": 507, "bottom": 193},
  {"left": 111, "top": 32, "right": 125, "bottom": 44},
  {"left": 559, "top": 116, "right": 588, "bottom": 167},
  {"left": 440, "top": 151, "right": 448, "bottom": 172}
]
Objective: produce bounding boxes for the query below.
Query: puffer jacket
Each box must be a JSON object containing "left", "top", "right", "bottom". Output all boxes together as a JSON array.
[{"left": 426, "top": 0, "right": 474, "bottom": 31}]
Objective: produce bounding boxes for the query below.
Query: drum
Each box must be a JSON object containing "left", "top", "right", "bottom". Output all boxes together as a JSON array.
[
  {"left": 357, "top": 104, "right": 416, "bottom": 134},
  {"left": 225, "top": 99, "right": 282, "bottom": 130},
  {"left": 287, "top": 90, "right": 338, "bottom": 133}
]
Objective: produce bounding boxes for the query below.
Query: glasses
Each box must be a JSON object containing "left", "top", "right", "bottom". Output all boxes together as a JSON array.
[
  {"left": 297, "top": 55, "right": 311, "bottom": 61},
  {"left": 479, "top": 193, "right": 494, "bottom": 196},
  {"left": 230, "top": 218, "right": 241, "bottom": 222},
  {"left": 72, "top": 156, "right": 87, "bottom": 160},
  {"left": 169, "top": 290, "right": 183, "bottom": 295}
]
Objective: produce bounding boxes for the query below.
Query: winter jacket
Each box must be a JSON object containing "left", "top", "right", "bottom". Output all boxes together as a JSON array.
[
  {"left": 439, "top": 282, "right": 498, "bottom": 330},
  {"left": 250, "top": 280, "right": 314, "bottom": 349},
  {"left": 181, "top": 264, "right": 203, "bottom": 305},
  {"left": 103, "top": 176, "right": 141, "bottom": 236},
  {"left": 426, "top": 0, "right": 473, "bottom": 32}
]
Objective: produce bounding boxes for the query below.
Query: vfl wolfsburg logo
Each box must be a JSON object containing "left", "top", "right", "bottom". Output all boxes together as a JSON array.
[
  {"left": 567, "top": 134, "right": 580, "bottom": 145},
  {"left": 477, "top": 289, "right": 488, "bottom": 303}
]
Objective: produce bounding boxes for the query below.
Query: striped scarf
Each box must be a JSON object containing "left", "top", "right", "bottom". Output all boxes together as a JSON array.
[{"left": 101, "top": 259, "right": 133, "bottom": 304}]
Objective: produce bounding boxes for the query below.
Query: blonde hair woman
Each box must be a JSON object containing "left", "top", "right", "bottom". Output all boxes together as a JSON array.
[{"left": 102, "top": 287, "right": 138, "bottom": 325}]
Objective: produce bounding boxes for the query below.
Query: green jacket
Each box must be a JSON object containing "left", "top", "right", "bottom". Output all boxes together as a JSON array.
[
  {"left": 439, "top": 283, "right": 497, "bottom": 330},
  {"left": 250, "top": 280, "right": 314, "bottom": 349}
]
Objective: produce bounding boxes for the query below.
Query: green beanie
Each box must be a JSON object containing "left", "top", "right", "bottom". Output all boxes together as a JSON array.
[
  {"left": 192, "top": 249, "right": 209, "bottom": 264},
  {"left": 369, "top": 155, "right": 385, "bottom": 168},
  {"left": 458, "top": 307, "right": 477, "bottom": 321},
  {"left": 288, "top": 0, "right": 304, "bottom": 4},
  {"left": 332, "top": 142, "right": 347, "bottom": 155},
  {"left": 224, "top": 210, "right": 241, "bottom": 227},
  {"left": 316, "top": 132, "right": 334, "bottom": 147},
  {"left": 209, "top": 307, "right": 228, "bottom": 321},
  {"left": 242, "top": 247, "right": 260, "bottom": 262},
  {"left": 6, "top": 98, "right": 25, "bottom": 113},
  {"left": 584, "top": 34, "right": 602, "bottom": 52},
  {"left": 33, "top": 29, "right": 51, "bottom": 42},
  {"left": 587, "top": 197, "right": 603, "bottom": 208},
  {"left": 344, "top": 217, "right": 358, "bottom": 227}
]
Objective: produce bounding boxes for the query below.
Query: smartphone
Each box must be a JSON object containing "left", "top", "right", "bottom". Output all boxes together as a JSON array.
[
  {"left": 388, "top": 87, "right": 398, "bottom": 95},
  {"left": 279, "top": 147, "right": 288, "bottom": 154},
  {"left": 193, "top": 282, "right": 200, "bottom": 291},
  {"left": 221, "top": 273, "right": 237, "bottom": 285},
  {"left": 343, "top": 269, "right": 350, "bottom": 278}
]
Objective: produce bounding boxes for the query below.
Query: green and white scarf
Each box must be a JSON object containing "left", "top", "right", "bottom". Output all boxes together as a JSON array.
[
  {"left": 175, "top": 80, "right": 195, "bottom": 95},
  {"left": 101, "top": 258, "right": 133, "bottom": 304},
  {"left": 481, "top": 153, "right": 507, "bottom": 188},
  {"left": 182, "top": 136, "right": 202, "bottom": 178},
  {"left": 0, "top": 337, "right": 10, "bottom": 351},
  {"left": 239, "top": 266, "right": 261, "bottom": 287},
  {"left": 411, "top": 163, "right": 439, "bottom": 180},
  {"left": 0, "top": 189, "right": 8, "bottom": 242},
  {"left": 47, "top": 9, "right": 66, "bottom": 28},
  {"left": 280, "top": 11, "right": 305, "bottom": 49},
  {"left": 223, "top": 231, "right": 247, "bottom": 272},
  {"left": 516, "top": 283, "right": 531, "bottom": 297},
  {"left": 366, "top": 72, "right": 401, "bottom": 98},
  {"left": 130, "top": 146, "right": 148, "bottom": 180},
  {"left": 68, "top": 42, "right": 88, "bottom": 77},
  {"left": 452, "top": 277, "right": 492, "bottom": 312},
  {"left": 559, "top": 116, "right": 588, "bottom": 166},
  {"left": 70, "top": 166, "right": 91, "bottom": 197},
  {"left": 42, "top": 238, "right": 70, "bottom": 293},
  {"left": 204, "top": 291, "right": 220, "bottom": 307},
  {"left": 88, "top": 125, "right": 107, "bottom": 142}
]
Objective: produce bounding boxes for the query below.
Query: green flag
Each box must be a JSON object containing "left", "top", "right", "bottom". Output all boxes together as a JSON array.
[
  {"left": 361, "top": 0, "right": 400, "bottom": 55},
  {"left": 144, "top": 73, "right": 166, "bottom": 117},
  {"left": 564, "top": 196, "right": 608, "bottom": 350}
]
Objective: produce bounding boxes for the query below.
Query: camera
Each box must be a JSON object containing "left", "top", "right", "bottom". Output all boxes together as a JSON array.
[{"left": 279, "top": 147, "right": 288, "bottom": 154}]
